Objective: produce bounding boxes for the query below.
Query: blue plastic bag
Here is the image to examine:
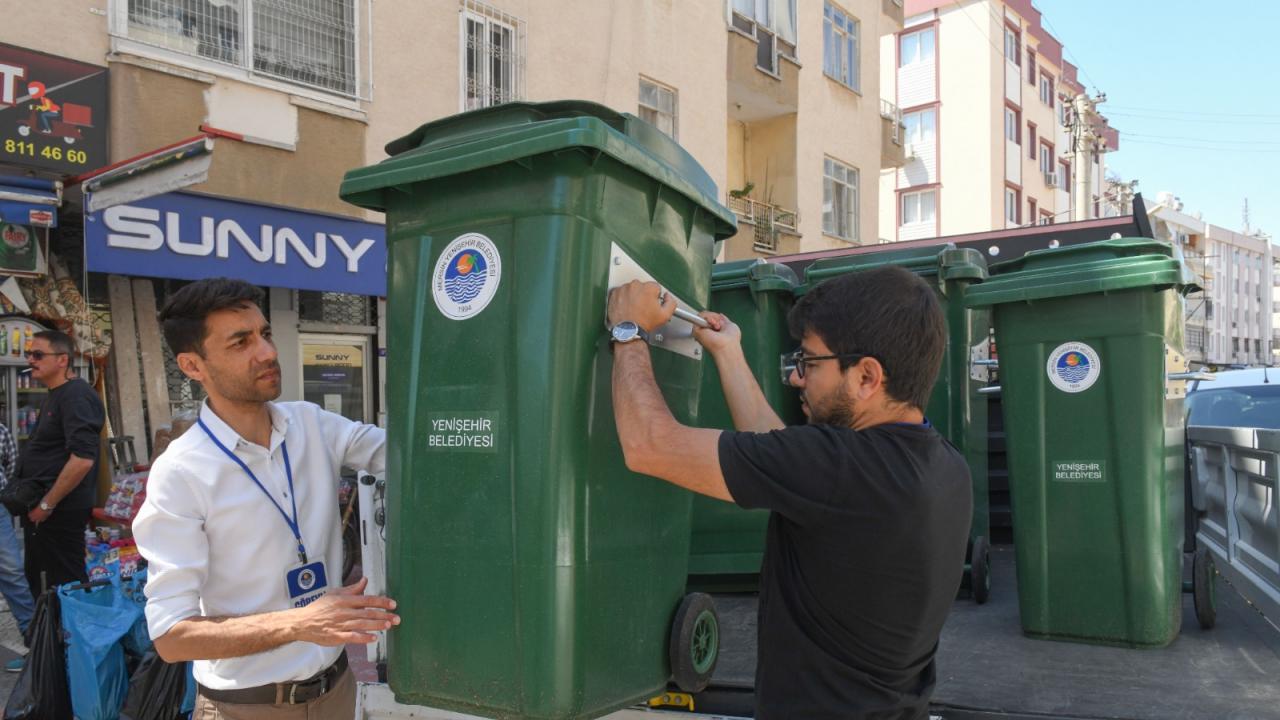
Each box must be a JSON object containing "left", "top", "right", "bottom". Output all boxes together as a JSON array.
[
  {"left": 117, "top": 570, "right": 152, "bottom": 658},
  {"left": 58, "top": 580, "right": 143, "bottom": 720}
]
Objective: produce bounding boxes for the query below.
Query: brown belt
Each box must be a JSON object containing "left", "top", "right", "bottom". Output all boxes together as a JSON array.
[{"left": 197, "top": 652, "right": 348, "bottom": 705}]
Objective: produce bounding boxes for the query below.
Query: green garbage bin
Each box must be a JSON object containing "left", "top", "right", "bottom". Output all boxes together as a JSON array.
[
  {"left": 799, "top": 244, "right": 993, "bottom": 602},
  {"left": 341, "top": 101, "right": 737, "bottom": 718},
  {"left": 687, "top": 260, "right": 802, "bottom": 588},
  {"left": 966, "top": 238, "right": 1194, "bottom": 647}
]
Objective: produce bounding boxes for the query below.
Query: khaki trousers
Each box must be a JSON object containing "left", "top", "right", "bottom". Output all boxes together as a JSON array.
[{"left": 193, "top": 667, "right": 356, "bottom": 720}]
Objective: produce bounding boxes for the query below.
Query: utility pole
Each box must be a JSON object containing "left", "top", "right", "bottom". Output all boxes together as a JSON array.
[
  {"left": 1243, "top": 198, "right": 1251, "bottom": 235},
  {"left": 1070, "top": 92, "right": 1105, "bottom": 221}
]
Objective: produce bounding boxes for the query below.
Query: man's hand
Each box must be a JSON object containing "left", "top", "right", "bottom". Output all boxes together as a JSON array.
[
  {"left": 607, "top": 281, "right": 675, "bottom": 332},
  {"left": 290, "top": 577, "right": 400, "bottom": 646},
  {"left": 692, "top": 312, "right": 743, "bottom": 357},
  {"left": 27, "top": 505, "right": 51, "bottom": 524}
]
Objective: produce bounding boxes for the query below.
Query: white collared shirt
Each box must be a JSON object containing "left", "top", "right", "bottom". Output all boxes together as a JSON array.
[{"left": 133, "top": 400, "right": 385, "bottom": 689}]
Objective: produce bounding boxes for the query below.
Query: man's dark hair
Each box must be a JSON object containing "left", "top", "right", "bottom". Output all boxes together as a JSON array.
[
  {"left": 788, "top": 265, "right": 946, "bottom": 410},
  {"left": 33, "top": 330, "right": 75, "bottom": 357},
  {"left": 159, "top": 278, "right": 265, "bottom": 356}
]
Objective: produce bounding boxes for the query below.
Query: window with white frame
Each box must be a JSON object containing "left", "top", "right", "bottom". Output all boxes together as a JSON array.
[
  {"left": 1004, "top": 26, "right": 1020, "bottom": 64},
  {"left": 1004, "top": 187, "right": 1019, "bottom": 224},
  {"left": 638, "top": 77, "right": 677, "bottom": 140},
  {"left": 1004, "top": 106, "right": 1020, "bottom": 144},
  {"left": 900, "top": 27, "right": 935, "bottom": 67},
  {"left": 119, "top": 0, "right": 362, "bottom": 96},
  {"left": 461, "top": 2, "right": 525, "bottom": 111},
  {"left": 1039, "top": 143, "right": 1053, "bottom": 176},
  {"left": 1039, "top": 73, "right": 1054, "bottom": 107},
  {"left": 903, "top": 108, "right": 936, "bottom": 150},
  {"left": 823, "top": 157, "right": 859, "bottom": 241},
  {"left": 730, "top": 0, "right": 799, "bottom": 71},
  {"left": 901, "top": 189, "right": 936, "bottom": 225},
  {"left": 823, "top": 3, "right": 859, "bottom": 91}
]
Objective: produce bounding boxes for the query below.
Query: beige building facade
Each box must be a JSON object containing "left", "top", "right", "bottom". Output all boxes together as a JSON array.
[
  {"left": 878, "top": 0, "right": 1117, "bottom": 243},
  {"left": 2, "top": 0, "right": 902, "bottom": 452}
]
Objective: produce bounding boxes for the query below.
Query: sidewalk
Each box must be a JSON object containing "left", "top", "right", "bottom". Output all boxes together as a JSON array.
[{"left": 0, "top": 598, "right": 26, "bottom": 706}]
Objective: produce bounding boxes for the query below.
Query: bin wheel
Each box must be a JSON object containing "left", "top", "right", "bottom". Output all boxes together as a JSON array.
[
  {"left": 670, "top": 592, "right": 719, "bottom": 693},
  {"left": 1193, "top": 545, "right": 1217, "bottom": 630},
  {"left": 970, "top": 535, "right": 991, "bottom": 605}
]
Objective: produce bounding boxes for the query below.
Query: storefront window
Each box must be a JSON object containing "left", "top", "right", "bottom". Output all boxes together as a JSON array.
[{"left": 301, "top": 336, "right": 369, "bottom": 422}]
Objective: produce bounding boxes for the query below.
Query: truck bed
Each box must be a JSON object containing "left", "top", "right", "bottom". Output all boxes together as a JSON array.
[{"left": 697, "top": 546, "right": 1280, "bottom": 720}]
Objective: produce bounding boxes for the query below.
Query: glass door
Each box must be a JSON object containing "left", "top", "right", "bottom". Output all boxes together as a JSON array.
[{"left": 299, "top": 334, "right": 371, "bottom": 423}]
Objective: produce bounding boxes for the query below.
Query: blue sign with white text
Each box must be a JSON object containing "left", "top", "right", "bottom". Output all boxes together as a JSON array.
[{"left": 85, "top": 191, "right": 386, "bottom": 296}]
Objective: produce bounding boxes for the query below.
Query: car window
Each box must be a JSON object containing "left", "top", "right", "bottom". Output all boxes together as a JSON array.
[{"left": 1187, "top": 385, "right": 1280, "bottom": 430}]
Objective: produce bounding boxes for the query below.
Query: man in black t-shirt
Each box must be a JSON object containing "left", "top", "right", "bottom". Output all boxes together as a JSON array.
[
  {"left": 18, "top": 330, "right": 104, "bottom": 596},
  {"left": 607, "top": 266, "right": 971, "bottom": 720}
]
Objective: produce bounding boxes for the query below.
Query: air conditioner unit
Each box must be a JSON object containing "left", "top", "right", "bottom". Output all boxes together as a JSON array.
[{"left": 1044, "top": 171, "right": 1058, "bottom": 188}]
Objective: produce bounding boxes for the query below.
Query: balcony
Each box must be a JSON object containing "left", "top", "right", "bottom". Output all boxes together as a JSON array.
[
  {"left": 728, "top": 22, "right": 799, "bottom": 122},
  {"left": 881, "top": 100, "right": 906, "bottom": 169},
  {"left": 724, "top": 195, "right": 800, "bottom": 257}
]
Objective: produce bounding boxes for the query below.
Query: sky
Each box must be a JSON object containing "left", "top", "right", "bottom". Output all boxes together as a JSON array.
[{"left": 1035, "top": 0, "right": 1280, "bottom": 240}]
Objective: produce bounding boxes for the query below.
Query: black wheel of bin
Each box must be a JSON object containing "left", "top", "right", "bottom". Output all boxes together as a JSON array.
[
  {"left": 970, "top": 535, "right": 991, "bottom": 605},
  {"left": 1193, "top": 545, "right": 1217, "bottom": 630},
  {"left": 670, "top": 592, "right": 720, "bottom": 693}
]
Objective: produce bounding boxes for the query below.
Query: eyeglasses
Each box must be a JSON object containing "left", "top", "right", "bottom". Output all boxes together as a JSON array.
[
  {"left": 25, "top": 351, "right": 67, "bottom": 361},
  {"left": 779, "top": 349, "right": 879, "bottom": 384}
]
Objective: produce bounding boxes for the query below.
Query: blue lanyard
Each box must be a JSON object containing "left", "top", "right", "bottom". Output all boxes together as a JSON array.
[{"left": 197, "top": 418, "right": 308, "bottom": 564}]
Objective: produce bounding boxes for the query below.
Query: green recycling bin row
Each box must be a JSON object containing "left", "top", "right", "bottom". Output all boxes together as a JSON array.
[
  {"left": 341, "top": 101, "right": 737, "bottom": 719},
  {"left": 338, "top": 98, "right": 1195, "bottom": 720},
  {"left": 968, "top": 238, "right": 1195, "bottom": 648}
]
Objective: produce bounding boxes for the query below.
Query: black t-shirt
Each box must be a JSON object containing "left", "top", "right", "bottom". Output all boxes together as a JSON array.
[
  {"left": 18, "top": 378, "right": 105, "bottom": 511},
  {"left": 719, "top": 422, "right": 972, "bottom": 720}
]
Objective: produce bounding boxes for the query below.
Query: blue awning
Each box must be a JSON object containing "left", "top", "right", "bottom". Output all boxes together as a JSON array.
[{"left": 0, "top": 176, "right": 61, "bottom": 229}]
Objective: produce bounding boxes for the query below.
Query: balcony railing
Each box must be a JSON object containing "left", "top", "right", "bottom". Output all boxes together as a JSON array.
[
  {"left": 728, "top": 195, "right": 799, "bottom": 233},
  {"left": 728, "top": 195, "right": 799, "bottom": 254},
  {"left": 880, "top": 99, "right": 903, "bottom": 145}
]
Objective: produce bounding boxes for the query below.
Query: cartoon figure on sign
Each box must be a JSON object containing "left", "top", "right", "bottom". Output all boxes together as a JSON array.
[
  {"left": 17, "top": 81, "right": 89, "bottom": 145},
  {"left": 444, "top": 250, "right": 488, "bottom": 304},
  {"left": 28, "top": 82, "right": 60, "bottom": 134}
]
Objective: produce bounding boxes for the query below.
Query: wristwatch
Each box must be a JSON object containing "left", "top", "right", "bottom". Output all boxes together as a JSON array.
[
  {"left": 38, "top": 500, "right": 53, "bottom": 512},
  {"left": 609, "top": 321, "right": 649, "bottom": 345}
]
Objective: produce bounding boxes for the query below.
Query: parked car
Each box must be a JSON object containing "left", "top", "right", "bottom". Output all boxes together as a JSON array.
[{"left": 1186, "top": 367, "right": 1280, "bottom": 430}]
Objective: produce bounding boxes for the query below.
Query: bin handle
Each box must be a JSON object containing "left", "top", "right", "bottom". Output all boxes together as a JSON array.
[
  {"left": 972, "top": 359, "right": 999, "bottom": 367},
  {"left": 978, "top": 386, "right": 1002, "bottom": 395},
  {"left": 671, "top": 306, "right": 710, "bottom": 329}
]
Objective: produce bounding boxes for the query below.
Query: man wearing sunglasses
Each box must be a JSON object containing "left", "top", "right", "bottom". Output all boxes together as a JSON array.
[
  {"left": 608, "top": 266, "right": 971, "bottom": 720},
  {"left": 16, "top": 331, "right": 105, "bottom": 601}
]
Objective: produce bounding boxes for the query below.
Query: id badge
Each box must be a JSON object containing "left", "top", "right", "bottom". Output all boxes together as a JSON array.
[{"left": 285, "top": 560, "right": 329, "bottom": 608}]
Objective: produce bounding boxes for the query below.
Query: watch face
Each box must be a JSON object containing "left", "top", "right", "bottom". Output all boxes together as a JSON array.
[{"left": 611, "top": 321, "right": 639, "bottom": 343}]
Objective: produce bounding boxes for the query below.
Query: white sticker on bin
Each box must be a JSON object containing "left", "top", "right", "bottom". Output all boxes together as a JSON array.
[
  {"left": 607, "top": 242, "right": 703, "bottom": 361},
  {"left": 433, "top": 232, "right": 502, "bottom": 321}
]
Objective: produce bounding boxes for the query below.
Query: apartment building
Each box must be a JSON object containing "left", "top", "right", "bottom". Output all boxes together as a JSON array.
[
  {"left": 718, "top": 0, "right": 905, "bottom": 257},
  {"left": 1148, "top": 194, "right": 1275, "bottom": 368},
  {"left": 878, "top": 0, "right": 1118, "bottom": 242}
]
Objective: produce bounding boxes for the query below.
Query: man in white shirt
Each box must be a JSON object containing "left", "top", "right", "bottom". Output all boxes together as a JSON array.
[{"left": 133, "top": 278, "right": 399, "bottom": 719}]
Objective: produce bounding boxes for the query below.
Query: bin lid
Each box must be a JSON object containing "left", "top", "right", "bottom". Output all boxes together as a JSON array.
[
  {"left": 966, "top": 238, "right": 1197, "bottom": 307},
  {"left": 796, "top": 244, "right": 987, "bottom": 295},
  {"left": 711, "top": 259, "right": 798, "bottom": 293},
  {"left": 340, "top": 100, "right": 737, "bottom": 239}
]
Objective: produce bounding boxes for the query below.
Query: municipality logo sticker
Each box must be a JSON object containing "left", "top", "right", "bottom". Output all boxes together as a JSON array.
[
  {"left": 1046, "top": 341, "right": 1101, "bottom": 393},
  {"left": 433, "top": 233, "right": 501, "bottom": 320}
]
